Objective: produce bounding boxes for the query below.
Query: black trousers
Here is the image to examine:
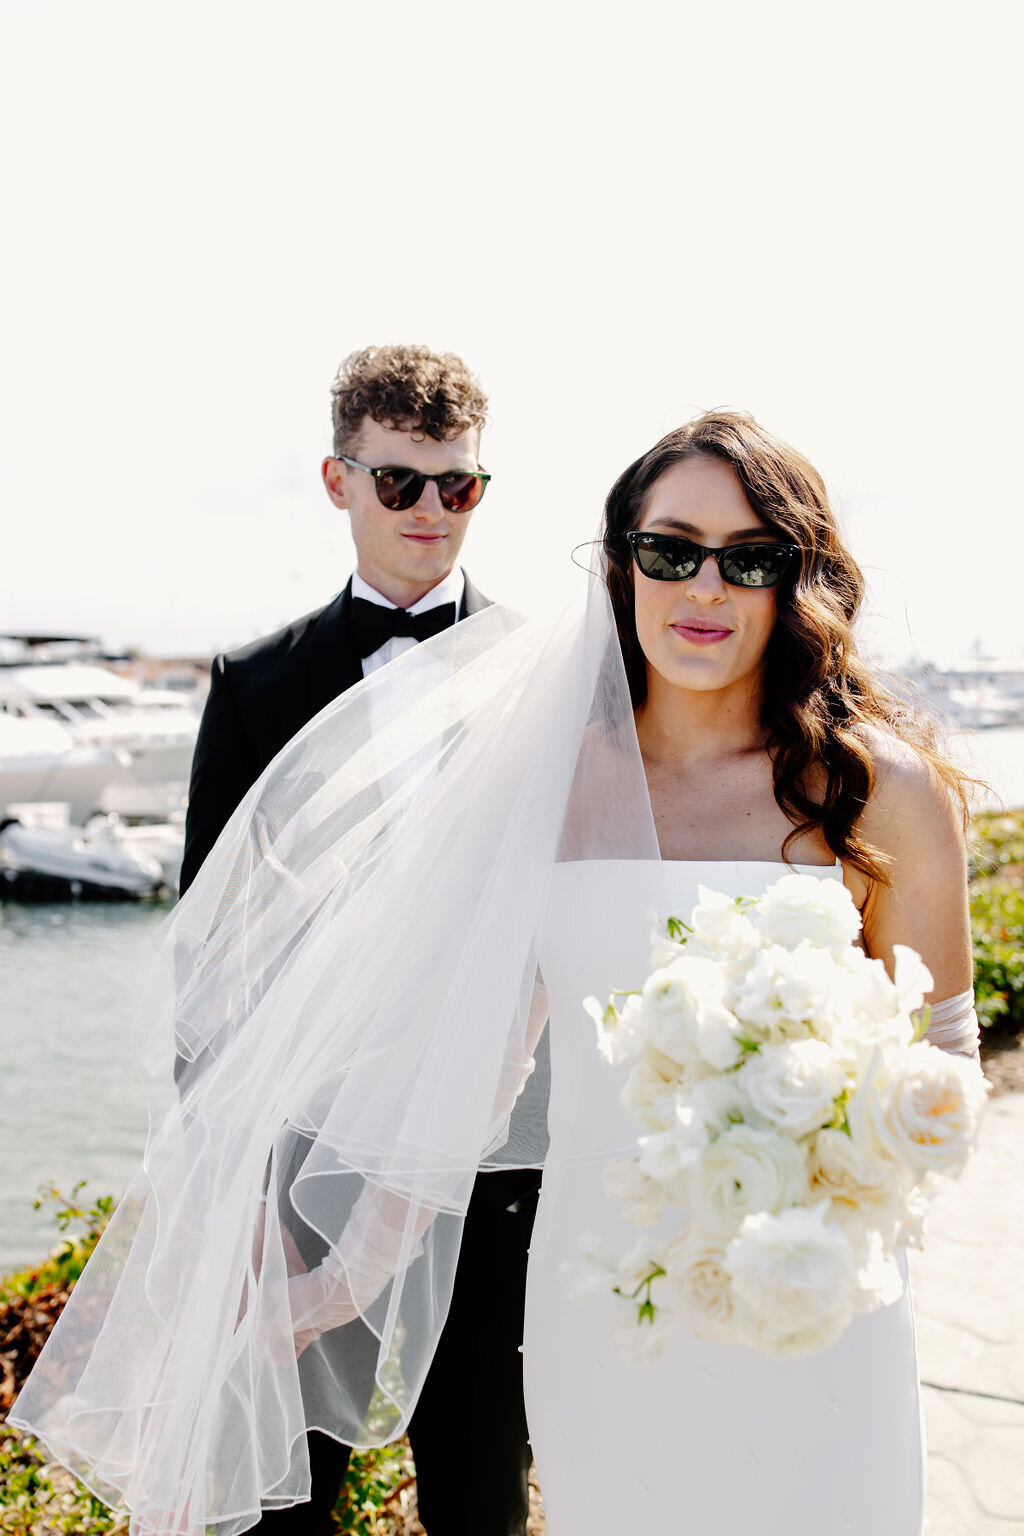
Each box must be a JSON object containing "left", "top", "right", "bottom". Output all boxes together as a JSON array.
[{"left": 250, "top": 1168, "right": 540, "bottom": 1536}]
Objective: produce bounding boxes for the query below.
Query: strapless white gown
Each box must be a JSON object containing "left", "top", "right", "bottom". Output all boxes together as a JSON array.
[{"left": 525, "top": 861, "right": 924, "bottom": 1536}]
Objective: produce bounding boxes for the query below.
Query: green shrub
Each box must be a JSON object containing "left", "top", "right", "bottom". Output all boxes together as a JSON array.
[
  {"left": 1, "top": 1183, "right": 112, "bottom": 1305},
  {"left": 1, "top": 1186, "right": 416, "bottom": 1534},
  {"left": 969, "top": 809, "right": 1024, "bottom": 880},
  {"left": 971, "top": 877, "right": 1024, "bottom": 1032}
]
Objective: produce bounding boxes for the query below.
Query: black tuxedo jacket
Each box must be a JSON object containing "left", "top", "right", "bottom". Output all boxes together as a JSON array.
[{"left": 180, "top": 573, "right": 491, "bottom": 894}]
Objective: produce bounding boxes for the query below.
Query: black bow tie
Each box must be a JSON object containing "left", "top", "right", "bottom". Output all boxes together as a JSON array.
[{"left": 351, "top": 596, "right": 458, "bottom": 659}]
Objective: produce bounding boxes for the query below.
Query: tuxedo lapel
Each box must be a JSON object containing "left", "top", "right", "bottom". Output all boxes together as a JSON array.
[
  {"left": 460, "top": 573, "right": 492, "bottom": 619},
  {"left": 302, "top": 581, "right": 364, "bottom": 725}
]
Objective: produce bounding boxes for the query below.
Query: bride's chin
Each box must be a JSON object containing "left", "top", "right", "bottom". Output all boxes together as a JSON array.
[{"left": 644, "top": 652, "right": 732, "bottom": 693}]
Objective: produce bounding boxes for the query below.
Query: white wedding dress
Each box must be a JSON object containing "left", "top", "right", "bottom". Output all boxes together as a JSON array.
[{"left": 525, "top": 859, "right": 924, "bottom": 1536}]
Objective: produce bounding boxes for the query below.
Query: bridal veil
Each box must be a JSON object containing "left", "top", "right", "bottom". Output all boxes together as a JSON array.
[{"left": 11, "top": 571, "right": 660, "bottom": 1536}]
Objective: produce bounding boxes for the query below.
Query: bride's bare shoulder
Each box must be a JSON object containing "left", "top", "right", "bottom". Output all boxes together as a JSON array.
[{"left": 844, "top": 723, "right": 967, "bottom": 911}]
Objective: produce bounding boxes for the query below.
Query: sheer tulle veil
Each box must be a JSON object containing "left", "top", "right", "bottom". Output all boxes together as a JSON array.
[{"left": 11, "top": 564, "right": 660, "bottom": 1535}]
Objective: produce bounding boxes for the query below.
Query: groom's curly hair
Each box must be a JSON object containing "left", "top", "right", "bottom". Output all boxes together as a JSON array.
[
  {"left": 330, "top": 345, "right": 488, "bottom": 455},
  {"left": 602, "top": 410, "right": 972, "bottom": 884}
]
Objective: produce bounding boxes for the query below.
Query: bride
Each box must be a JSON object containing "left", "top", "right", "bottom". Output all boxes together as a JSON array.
[
  {"left": 524, "top": 411, "right": 978, "bottom": 1535},
  {"left": 12, "top": 412, "right": 979, "bottom": 1536}
]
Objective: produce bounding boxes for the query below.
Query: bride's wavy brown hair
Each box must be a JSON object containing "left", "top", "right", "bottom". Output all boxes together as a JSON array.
[{"left": 602, "top": 410, "right": 971, "bottom": 883}]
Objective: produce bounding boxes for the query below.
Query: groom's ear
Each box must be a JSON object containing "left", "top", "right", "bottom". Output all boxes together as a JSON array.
[{"left": 322, "top": 456, "right": 348, "bottom": 510}]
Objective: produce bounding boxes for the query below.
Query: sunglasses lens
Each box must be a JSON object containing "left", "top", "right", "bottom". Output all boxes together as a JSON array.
[
  {"left": 375, "top": 468, "right": 424, "bottom": 510},
  {"left": 720, "top": 545, "right": 792, "bottom": 587},
  {"left": 633, "top": 536, "right": 702, "bottom": 580},
  {"left": 438, "top": 472, "right": 485, "bottom": 512}
]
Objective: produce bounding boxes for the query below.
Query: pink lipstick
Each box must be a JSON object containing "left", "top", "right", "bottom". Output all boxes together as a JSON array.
[{"left": 671, "top": 622, "right": 732, "bottom": 645}]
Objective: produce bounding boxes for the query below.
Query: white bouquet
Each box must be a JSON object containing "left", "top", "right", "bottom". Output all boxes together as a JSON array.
[{"left": 569, "top": 874, "right": 988, "bottom": 1359}]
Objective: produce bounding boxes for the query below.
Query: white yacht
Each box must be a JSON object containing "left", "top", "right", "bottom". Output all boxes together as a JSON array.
[
  {"left": 0, "top": 713, "right": 126, "bottom": 825},
  {"left": 0, "top": 635, "right": 200, "bottom": 818}
]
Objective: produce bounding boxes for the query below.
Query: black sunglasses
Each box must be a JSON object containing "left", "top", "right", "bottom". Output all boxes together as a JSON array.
[
  {"left": 337, "top": 455, "right": 491, "bottom": 513},
  {"left": 626, "top": 531, "right": 799, "bottom": 588}
]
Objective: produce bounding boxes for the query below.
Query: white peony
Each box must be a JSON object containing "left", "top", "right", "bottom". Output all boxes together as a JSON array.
[
  {"left": 849, "top": 1042, "right": 988, "bottom": 1177},
  {"left": 725, "top": 1202, "right": 857, "bottom": 1356},
  {"left": 750, "top": 873, "right": 862, "bottom": 951},
  {"left": 739, "top": 1039, "right": 847, "bottom": 1139},
  {"left": 731, "top": 941, "right": 856, "bottom": 1045},
  {"left": 692, "top": 1124, "right": 806, "bottom": 1237}
]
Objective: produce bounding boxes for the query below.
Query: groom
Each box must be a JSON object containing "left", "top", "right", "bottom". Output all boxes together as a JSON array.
[{"left": 180, "top": 345, "right": 540, "bottom": 1536}]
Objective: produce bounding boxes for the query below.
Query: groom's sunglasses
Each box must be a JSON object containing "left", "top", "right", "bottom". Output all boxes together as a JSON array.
[
  {"left": 336, "top": 455, "right": 491, "bottom": 513},
  {"left": 626, "top": 531, "right": 799, "bottom": 589}
]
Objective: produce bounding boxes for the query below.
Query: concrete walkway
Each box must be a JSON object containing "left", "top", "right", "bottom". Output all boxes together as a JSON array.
[{"left": 908, "top": 1092, "right": 1024, "bottom": 1534}]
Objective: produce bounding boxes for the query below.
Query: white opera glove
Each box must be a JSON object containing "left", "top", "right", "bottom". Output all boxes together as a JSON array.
[
  {"left": 287, "top": 1188, "right": 428, "bottom": 1357},
  {"left": 918, "top": 989, "right": 980, "bottom": 1060},
  {"left": 288, "top": 975, "right": 551, "bottom": 1357}
]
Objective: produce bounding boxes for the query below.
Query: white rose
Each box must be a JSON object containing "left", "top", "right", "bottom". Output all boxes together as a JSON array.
[
  {"left": 807, "top": 1126, "right": 908, "bottom": 1228},
  {"left": 739, "top": 1040, "right": 847, "bottom": 1139},
  {"left": 732, "top": 942, "right": 856, "bottom": 1045},
  {"left": 850, "top": 1042, "right": 988, "bottom": 1177},
  {"left": 621, "top": 1048, "right": 686, "bottom": 1130},
  {"left": 692, "top": 1125, "right": 806, "bottom": 1237},
  {"left": 601, "top": 1156, "right": 667, "bottom": 1229},
  {"left": 725, "top": 1202, "right": 857, "bottom": 1356},
  {"left": 750, "top": 873, "right": 862, "bottom": 951},
  {"left": 666, "top": 1232, "right": 736, "bottom": 1340}
]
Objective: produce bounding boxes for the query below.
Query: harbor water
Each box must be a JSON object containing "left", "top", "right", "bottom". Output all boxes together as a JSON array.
[{"left": 2, "top": 727, "right": 1024, "bottom": 1275}]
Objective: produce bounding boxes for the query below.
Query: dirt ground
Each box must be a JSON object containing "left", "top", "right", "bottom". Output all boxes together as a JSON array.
[{"left": 981, "top": 1027, "right": 1024, "bottom": 1097}]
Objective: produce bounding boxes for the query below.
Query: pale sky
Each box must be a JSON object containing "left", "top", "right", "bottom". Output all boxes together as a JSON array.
[{"left": 2, "top": 0, "right": 1020, "bottom": 664}]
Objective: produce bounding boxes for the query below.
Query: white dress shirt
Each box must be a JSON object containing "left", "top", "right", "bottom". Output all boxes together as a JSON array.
[
  {"left": 352, "top": 567, "right": 466, "bottom": 805},
  {"left": 352, "top": 568, "right": 466, "bottom": 677}
]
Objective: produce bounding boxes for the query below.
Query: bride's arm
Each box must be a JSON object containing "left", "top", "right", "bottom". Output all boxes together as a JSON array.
[
  {"left": 286, "top": 969, "right": 550, "bottom": 1352},
  {"left": 846, "top": 734, "right": 978, "bottom": 1057}
]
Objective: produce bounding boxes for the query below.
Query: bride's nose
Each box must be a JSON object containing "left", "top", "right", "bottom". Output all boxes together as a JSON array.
[{"left": 688, "top": 552, "right": 727, "bottom": 600}]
